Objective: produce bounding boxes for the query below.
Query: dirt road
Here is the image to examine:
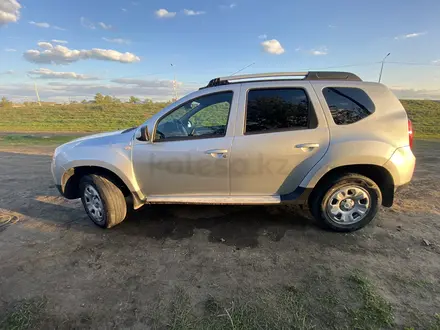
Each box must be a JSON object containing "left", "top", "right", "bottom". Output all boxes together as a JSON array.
[{"left": 1, "top": 141, "right": 439, "bottom": 329}]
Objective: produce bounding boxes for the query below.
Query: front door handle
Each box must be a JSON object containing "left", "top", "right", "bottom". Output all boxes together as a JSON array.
[
  {"left": 204, "top": 149, "right": 228, "bottom": 159},
  {"left": 295, "top": 143, "right": 320, "bottom": 149}
]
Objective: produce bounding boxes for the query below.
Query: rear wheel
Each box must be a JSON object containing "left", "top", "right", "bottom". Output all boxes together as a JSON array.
[
  {"left": 309, "top": 173, "right": 382, "bottom": 232},
  {"left": 79, "top": 174, "right": 127, "bottom": 228}
]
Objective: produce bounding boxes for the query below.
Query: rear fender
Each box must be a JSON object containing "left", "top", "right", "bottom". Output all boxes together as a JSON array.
[{"left": 300, "top": 140, "right": 395, "bottom": 188}]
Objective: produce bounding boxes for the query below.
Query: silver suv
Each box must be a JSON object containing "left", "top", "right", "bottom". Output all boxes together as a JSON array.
[{"left": 51, "top": 71, "right": 416, "bottom": 232}]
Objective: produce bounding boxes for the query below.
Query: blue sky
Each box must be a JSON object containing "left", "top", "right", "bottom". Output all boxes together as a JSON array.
[{"left": 1, "top": 0, "right": 440, "bottom": 102}]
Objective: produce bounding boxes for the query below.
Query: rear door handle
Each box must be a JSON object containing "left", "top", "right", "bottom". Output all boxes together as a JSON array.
[
  {"left": 204, "top": 149, "right": 228, "bottom": 159},
  {"left": 295, "top": 143, "right": 320, "bottom": 149}
]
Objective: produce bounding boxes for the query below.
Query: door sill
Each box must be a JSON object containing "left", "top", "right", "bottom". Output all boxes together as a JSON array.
[{"left": 146, "top": 195, "right": 281, "bottom": 205}]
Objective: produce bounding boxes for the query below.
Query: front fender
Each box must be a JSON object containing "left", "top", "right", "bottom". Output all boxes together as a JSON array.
[
  {"left": 61, "top": 144, "right": 141, "bottom": 195},
  {"left": 299, "top": 140, "right": 395, "bottom": 188}
]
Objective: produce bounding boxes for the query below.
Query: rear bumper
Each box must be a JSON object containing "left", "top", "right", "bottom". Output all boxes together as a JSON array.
[{"left": 384, "top": 146, "right": 416, "bottom": 187}]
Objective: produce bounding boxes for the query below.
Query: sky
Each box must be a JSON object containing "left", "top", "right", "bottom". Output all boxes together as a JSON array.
[{"left": 1, "top": 0, "right": 440, "bottom": 102}]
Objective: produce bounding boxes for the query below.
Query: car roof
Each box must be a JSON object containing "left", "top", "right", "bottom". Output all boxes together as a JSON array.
[{"left": 199, "top": 71, "right": 362, "bottom": 90}]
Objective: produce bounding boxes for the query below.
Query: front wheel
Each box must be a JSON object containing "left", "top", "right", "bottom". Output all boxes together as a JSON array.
[
  {"left": 309, "top": 174, "right": 382, "bottom": 232},
  {"left": 79, "top": 174, "right": 127, "bottom": 228}
]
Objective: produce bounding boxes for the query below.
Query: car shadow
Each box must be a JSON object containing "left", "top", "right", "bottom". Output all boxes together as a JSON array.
[
  {"left": 9, "top": 193, "right": 316, "bottom": 248},
  {"left": 118, "top": 204, "right": 315, "bottom": 248}
]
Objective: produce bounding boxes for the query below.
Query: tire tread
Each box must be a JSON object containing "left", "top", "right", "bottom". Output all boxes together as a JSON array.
[{"left": 80, "top": 174, "right": 127, "bottom": 228}]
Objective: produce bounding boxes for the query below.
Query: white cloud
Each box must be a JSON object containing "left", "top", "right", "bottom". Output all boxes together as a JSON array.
[
  {"left": 155, "top": 9, "right": 176, "bottom": 18},
  {"left": 0, "top": 0, "right": 21, "bottom": 26},
  {"left": 111, "top": 78, "right": 181, "bottom": 88},
  {"left": 98, "top": 22, "right": 112, "bottom": 30},
  {"left": 52, "top": 39, "right": 68, "bottom": 44},
  {"left": 328, "top": 24, "right": 336, "bottom": 28},
  {"left": 102, "top": 37, "right": 130, "bottom": 45},
  {"left": 29, "top": 21, "right": 65, "bottom": 30},
  {"left": 5, "top": 48, "right": 16, "bottom": 52},
  {"left": 310, "top": 47, "right": 328, "bottom": 55},
  {"left": 1, "top": 70, "right": 14, "bottom": 75},
  {"left": 81, "top": 17, "right": 95, "bottom": 29},
  {"left": 220, "top": 3, "right": 236, "bottom": 9},
  {"left": 23, "top": 42, "right": 141, "bottom": 64},
  {"left": 86, "top": 49, "right": 138, "bottom": 63},
  {"left": 183, "top": 9, "right": 206, "bottom": 16},
  {"left": 29, "top": 21, "right": 50, "bottom": 28},
  {"left": 261, "top": 39, "right": 285, "bottom": 55},
  {"left": 28, "top": 68, "right": 98, "bottom": 80},
  {"left": 310, "top": 50, "right": 327, "bottom": 55},
  {"left": 121, "top": 8, "right": 127, "bottom": 12},
  {"left": 432, "top": 59, "right": 440, "bottom": 64},
  {"left": 258, "top": 34, "right": 267, "bottom": 40},
  {"left": 82, "top": 18, "right": 112, "bottom": 30},
  {"left": 394, "top": 32, "right": 427, "bottom": 40},
  {"left": 37, "top": 42, "right": 53, "bottom": 50}
]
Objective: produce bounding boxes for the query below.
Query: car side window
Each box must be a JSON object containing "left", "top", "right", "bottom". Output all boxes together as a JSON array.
[
  {"left": 323, "top": 87, "right": 375, "bottom": 125},
  {"left": 245, "top": 88, "right": 312, "bottom": 135},
  {"left": 155, "top": 91, "right": 233, "bottom": 142}
]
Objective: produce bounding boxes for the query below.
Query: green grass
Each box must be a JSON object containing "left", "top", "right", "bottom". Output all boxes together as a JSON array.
[
  {"left": 402, "top": 100, "right": 440, "bottom": 139},
  {"left": 1, "top": 100, "right": 439, "bottom": 139},
  {"left": 0, "top": 103, "right": 168, "bottom": 133},
  {"left": 0, "top": 297, "right": 47, "bottom": 330},
  {"left": 0, "top": 134, "right": 79, "bottom": 146},
  {"left": 2, "top": 272, "right": 438, "bottom": 329},
  {"left": 150, "top": 271, "right": 395, "bottom": 330},
  {"left": 151, "top": 286, "right": 315, "bottom": 330},
  {"left": 347, "top": 273, "right": 394, "bottom": 329}
]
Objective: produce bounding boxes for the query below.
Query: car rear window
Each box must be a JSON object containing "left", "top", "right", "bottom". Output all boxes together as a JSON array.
[
  {"left": 323, "top": 87, "right": 375, "bottom": 125},
  {"left": 245, "top": 88, "right": 315, "bottom": 134}
]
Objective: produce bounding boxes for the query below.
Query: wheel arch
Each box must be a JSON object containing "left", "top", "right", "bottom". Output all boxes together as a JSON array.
[
  {"left": 309, "top": 164, "right": 395, "bottom": 207},
  {"left": 61, "top": 165, "right": 144, "bottom": 209}
]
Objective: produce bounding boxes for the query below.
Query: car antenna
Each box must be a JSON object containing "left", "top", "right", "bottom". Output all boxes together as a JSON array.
[{"left": 230, "top": 62, "right": 256, "bottom": 76}]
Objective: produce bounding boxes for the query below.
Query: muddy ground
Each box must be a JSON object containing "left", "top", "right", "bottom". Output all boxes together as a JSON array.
[{"left": 0, "top": 141, "right": 439, "bottom": 329}]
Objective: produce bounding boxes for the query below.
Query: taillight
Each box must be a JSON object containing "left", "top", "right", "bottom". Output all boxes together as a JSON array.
[{"left": 408, "top": 119, "right": 414, "bottom": 149}]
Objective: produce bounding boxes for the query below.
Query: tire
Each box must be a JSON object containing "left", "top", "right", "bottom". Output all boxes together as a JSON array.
[
  {"left": 79, "top": 174, "right": 127, "bottom": 228},
  {"left": 309, "top": 173, "right": 382, "bottom": 232}
]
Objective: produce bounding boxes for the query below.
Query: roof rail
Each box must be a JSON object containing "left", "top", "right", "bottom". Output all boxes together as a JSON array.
[{"left": 201, "top": 71, "right": 362, "bottom": 89}]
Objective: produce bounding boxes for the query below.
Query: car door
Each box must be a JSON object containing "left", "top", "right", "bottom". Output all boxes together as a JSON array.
[
  {"left": 229, "top": 81, "right": 329, "bottom": 198},
  {"left": 132, "top": 86, "right": 239, "bottom": 197}
]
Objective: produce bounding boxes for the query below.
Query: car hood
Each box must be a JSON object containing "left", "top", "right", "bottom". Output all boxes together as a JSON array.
[{"left": 61, "top": 128, "right": 136, "bottom": 149}]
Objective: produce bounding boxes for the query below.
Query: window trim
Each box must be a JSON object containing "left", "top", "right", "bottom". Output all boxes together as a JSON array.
[
  {"left": 243, "top": 87, "right": 317, "bottom": 136},
  {"left": 153, "top": 90, "right": 234, "bottom": 143},
  {"left": 322, "top": 87, "right": 376, "bottom": 126}
]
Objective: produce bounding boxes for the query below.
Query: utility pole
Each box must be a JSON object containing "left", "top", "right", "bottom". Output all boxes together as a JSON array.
[
  {"left": 34, "top": 82, "right": 42, "bottom": 106},
  {"left": 379, "top": 53, "right": 391, "bottom": 83},
  {"left": 171, "top": 63, "right": 178, "bottom": 101}
]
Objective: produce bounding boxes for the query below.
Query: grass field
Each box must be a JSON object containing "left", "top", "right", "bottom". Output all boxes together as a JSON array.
[
  {"left": 0, "top": 103, "right": 168, "bottom": 133},
  {"left": 401, "top": 100, "right": 440, "bottom": 139},
  {"left": 3, "top": 269, "right": 440, "bottom": 329},
  {"left": 0, "top": 99, "right": 439, "bottom": 139},
  {"left": 0, "top": 134, "right": 82, "bottom": 146}
]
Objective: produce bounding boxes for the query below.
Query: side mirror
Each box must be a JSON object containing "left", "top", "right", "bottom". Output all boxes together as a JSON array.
[{"left": 136, "top": 125, "right": 150, "bottom": 141}]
